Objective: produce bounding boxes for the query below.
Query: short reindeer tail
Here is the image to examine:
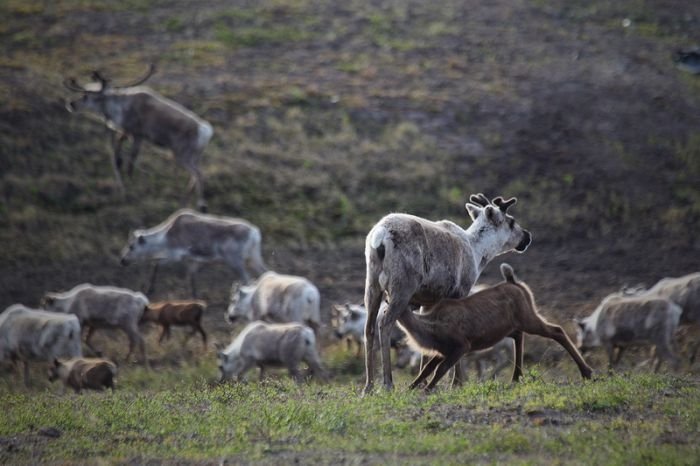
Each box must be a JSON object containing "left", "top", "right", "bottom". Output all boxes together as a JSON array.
[{"left": 500, "top": 263, "right": 517, "bottom": 283}]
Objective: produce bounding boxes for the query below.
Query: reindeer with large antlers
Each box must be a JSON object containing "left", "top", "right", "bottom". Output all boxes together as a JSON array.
[
  {"left": 64, "top": 65, "right": 213, "bottom": 211},
  {"left": 362, "top": 193, "right": 532, "bottom": 393}
]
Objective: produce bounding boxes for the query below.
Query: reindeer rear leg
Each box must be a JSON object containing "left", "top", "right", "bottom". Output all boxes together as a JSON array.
[
  {"left": 409, "top": 355, "right": 443, "bottom": 390},
  {"left": 511, "top": 331, "right": 525, "bottom": 381},
  {"left": 524, "top": 321, "right": 593, "bottom": 379},
  {"left": 363, "top": 277, "right": 383, "bottom": 395},
  {"left": 425, "top": 349, "right": 467, "bottom": 391},
  {"left": 378, "top": 295, "right": 412, "bottom": 391},
  {"left": 84, "top": 326, "right": 102, "bottom": 357}
]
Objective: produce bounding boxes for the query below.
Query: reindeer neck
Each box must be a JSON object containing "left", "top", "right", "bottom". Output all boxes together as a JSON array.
[{"left": 466, "top": 223, "right": 506, "bottom": 275}]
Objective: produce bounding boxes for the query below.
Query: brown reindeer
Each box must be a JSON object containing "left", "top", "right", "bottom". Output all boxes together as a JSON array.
[
  {"left": 48, "top": 357, "right": 117, "bottom": 393},
  {"left": 141, "top": 300, "right": 208, "bottom": 350},
  {"left": 64, "top": 65, "right": 213, "bottom": 211},
  {"left": 397, "top": 264, "right": 593, "bottom": 391}
]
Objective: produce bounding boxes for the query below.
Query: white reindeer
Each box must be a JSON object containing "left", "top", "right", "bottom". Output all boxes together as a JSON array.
[
  {"left": 120, "top": 209, "right": 267, "bottom": 297},
  {"left": 363, "top": 193, "right": 532, "bottom": 393}
]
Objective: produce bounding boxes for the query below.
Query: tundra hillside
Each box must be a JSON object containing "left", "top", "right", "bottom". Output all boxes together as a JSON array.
[{"left": 1, "top": 0, "right": 700, "bottom": 463}]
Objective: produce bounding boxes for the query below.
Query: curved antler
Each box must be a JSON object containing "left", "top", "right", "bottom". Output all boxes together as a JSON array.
[
  {"left": 91, "top": 70, "right": 111, "bottom": 90},
  {"left": 116, "top": 63, "right": 156, "bottom": 89},
  {"left": 469, "top": 193, "right": 491, "bottom": 207},
  {"left": 492, "top": 196, "right": 517, "bottom": 213},
  {"left": 63, "top": 77, "right": 89, "bottom": 92}
]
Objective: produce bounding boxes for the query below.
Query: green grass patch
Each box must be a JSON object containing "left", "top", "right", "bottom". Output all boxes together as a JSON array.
[{"left": 1, "top": 372, "right": 698, "bottom": 463}]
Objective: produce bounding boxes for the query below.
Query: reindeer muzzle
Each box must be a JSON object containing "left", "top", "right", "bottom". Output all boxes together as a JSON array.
[{"left": 515, "top": 230, "right": 532, "bottom": 252}]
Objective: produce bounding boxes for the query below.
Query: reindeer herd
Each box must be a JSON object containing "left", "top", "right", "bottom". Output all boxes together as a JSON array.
[{"left": 1, "top": 67, "right": 699, "bottom": 394}]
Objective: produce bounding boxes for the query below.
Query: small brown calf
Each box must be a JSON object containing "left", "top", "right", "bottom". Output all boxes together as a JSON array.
[
  {"left": 398, "top": 264, "right": 593, "bottom": 391},
  {"left": 141, "top": 300, "right": 207, "bottom": 350},
  {"left": 48, "top": 357, "right": 117, "bottom": 393}
]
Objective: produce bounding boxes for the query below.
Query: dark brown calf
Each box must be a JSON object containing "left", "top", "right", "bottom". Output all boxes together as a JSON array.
[
  {"left": 48, "top": 357, "right": 117, "bottom": 393},
  {"left": 141, "top": 300, "right": 207, "bottom": 350},
  {"left": 398, "top": 264, "right": 593, "bottom": 391}
]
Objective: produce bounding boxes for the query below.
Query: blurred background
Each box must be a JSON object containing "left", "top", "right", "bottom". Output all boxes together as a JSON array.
[{"left": 1, "top": 0, "right": 699, "bottom": 375}]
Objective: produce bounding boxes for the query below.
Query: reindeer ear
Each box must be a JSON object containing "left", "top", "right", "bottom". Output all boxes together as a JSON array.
[{"left": 465, "top": 203, "right": 481, "bottom": 220}]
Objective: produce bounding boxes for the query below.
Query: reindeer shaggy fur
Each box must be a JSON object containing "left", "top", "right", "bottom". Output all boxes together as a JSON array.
[
  {"left": 363, "top": 194, "right": 532, "bottom": 392},
  {"left": 397, "top": 264, "right": 592, "bottom": 391}
]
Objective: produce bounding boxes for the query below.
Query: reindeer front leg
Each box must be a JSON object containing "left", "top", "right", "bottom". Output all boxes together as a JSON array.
[
  {"left": 110, "top": 132, "right": 127, "bottom": 194},
  {"left": 126, "top": 137, "right": 142, "bottom": 177}
]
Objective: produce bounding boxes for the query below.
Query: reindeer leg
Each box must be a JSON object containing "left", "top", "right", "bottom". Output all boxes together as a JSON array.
[
  {"left": 409, "top": 355, "right": 443, "bottom": 390},
  {"left": 186, "top": 262, "right": 200, "bottom": 298},
  {"left": 378, "top": 296, "right": 411, "bottom": 391},
  {"left": 84, "top": 326, "right": 102, "bottom": 357},
  {"left": 126, "top": 137, "right": 141, "bottom": 177},
  {"left": 363, "top": 279, "right": 383, "bottom": 395},
  {"left": 158, "top": 325, "right": 168, "bottom": 344},
  {"left": 23, "top": 361, "right": 30, "bottom": 387},
  {"left": 511, "top": 331, "right": 525, "bottom": 381},
  {"left": 523, "top": 320, "right": 593, "bottom": 379},
  {"left": 110, "top": 132, "right": 127, "bottom": 194},
  {"left": 451, "top": 357, "right": 465, "bottom": 387},
  {"left": 195, "top": 321, "right": 207, "bottom": 350},
  {"left": 425, "top": 349, "right": 467, "bottom": 391}
]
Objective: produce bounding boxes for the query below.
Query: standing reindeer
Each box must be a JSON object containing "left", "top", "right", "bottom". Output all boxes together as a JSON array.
[
  {"left": 363, "top": 193, "right": 532, "bottom": 393},
  {"left": 63, "top": 65, "right": 213, "bottom": 211}
]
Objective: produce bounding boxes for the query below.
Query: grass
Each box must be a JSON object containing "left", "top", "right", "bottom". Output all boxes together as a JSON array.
[{"left": 1, "top": 370, "right": 698, "bottom": 464}]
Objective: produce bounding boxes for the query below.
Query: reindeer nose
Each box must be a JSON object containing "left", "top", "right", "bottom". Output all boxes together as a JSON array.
[
  {"left": 120, "top": 257, "right": 128, "bottom": 266},
  {"left": 516, "top": 230, "right": 532, "bottom": 252}
]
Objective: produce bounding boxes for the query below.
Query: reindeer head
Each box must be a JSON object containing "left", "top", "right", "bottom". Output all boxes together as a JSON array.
[
  {"left": 119, "top": 230, "right": 149, "bottom": 266},
  {"left": 465, "top": 193, "right": 532, "bottom": 256},
  {"left": 574, "top": 316, "right": 600, "bottom": 352},
  {"left": 63, "top": 64, "right": 155, "bottom": 114},
  {"left": 226, "top": 282, "right": 255, "bottom": 324}
]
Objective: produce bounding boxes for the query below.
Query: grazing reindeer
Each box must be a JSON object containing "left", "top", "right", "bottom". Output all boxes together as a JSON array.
[
  {"left": 620, "top": 272, "right": 700, "bottom": 363},
  {"left": 63, "top": 65, "right": 213, "bottom": 211},
  {"left": 398, "top": 264, "right": 593, "bottom": 391},
  {"left": 363, "top": 193, "right": 532, "bottom": 393}
]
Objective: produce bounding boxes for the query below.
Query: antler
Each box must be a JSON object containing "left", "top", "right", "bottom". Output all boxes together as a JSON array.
[
  {"left": 469, "top": 193, "right": 491, "bottom": 207},
  {"left": 492, "top": 196, "right": 517, "bottom": 213},
  {"left": 63, "top": 77, "right": 89, "bottom": 92},
  {"left": 90, "top": 70, "right": 111, "bottom": 90},
  {"left": 116, "top": 63, "right": 156, "bottom": 88}
]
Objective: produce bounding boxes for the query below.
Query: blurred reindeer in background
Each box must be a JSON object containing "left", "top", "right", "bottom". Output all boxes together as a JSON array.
[{"left": 64, "top": 65, "right": 213, "bottom": 211}]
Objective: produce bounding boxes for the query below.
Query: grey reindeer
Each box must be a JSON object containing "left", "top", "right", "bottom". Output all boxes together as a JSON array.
[
  {"left": 363, "top": 193, "right": 532, "bottom": 393},
  {"left": 64, "top": 65, "right": 213, "bottom": 211}
]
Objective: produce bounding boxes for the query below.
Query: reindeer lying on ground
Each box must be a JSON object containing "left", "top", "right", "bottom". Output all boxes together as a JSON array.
[
  {"left": 64, "top": 65, "right": 213, "bottom": 211},
  {"left": 398, "top": 264, "right": 593, "bottom": 391},
  {"left": 141, "top": 300, "right": 208, "bottom": 351},
  {"left": 363, "top": 193, "right": 532, "bottom": 393},
  {"left": 48, "top": 357, "right": 117, "bottom": 394}
]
